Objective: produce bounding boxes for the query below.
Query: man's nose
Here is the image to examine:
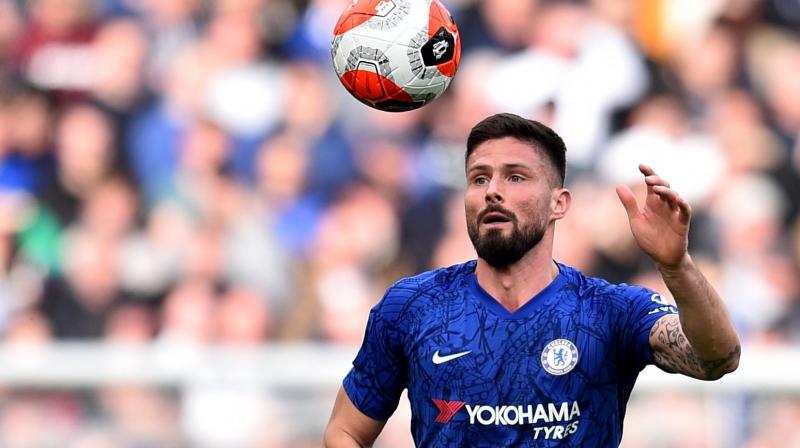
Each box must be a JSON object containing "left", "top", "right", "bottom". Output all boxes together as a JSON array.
[{"left": 485, "top": 178, "right": 503, "bottom": 204}]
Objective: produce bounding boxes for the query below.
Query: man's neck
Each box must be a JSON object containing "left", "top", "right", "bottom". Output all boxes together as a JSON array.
[{"left": 474, "top": 245, "right": 559, "bottom": 313}]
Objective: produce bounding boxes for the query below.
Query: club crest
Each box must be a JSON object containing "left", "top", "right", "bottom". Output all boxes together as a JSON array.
[{"left": 541, "top": 339, "right": 579, "bottom": 375}]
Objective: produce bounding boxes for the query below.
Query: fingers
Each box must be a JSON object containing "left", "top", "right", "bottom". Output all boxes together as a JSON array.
[
  {"left": 652, "top": 185, "right": 692, "bottom": 224},
  {"left": 615, "top": 185, "right": 639, "bottom": 220},
  {"left": 644, "top": 175, "right": 670, "bottom": 189},
  {"left": 630, "top": 164, "right": 692, "bottom": 224},
  {"left": 640, "top": 165, "right": 670, "bottom": 188},
  {"left": 638, "top": 164, "right": 655, "bottom": 176},
  {"left": 640, "top": 165, "right": 676, "bottom": 201},
  {"left": 639, "top": 165, "right": 673, "bottom": 203}
]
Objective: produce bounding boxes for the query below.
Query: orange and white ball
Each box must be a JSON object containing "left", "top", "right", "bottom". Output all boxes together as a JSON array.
[{"left": 331, "top": 0, "right": 461, "bottom": 112}]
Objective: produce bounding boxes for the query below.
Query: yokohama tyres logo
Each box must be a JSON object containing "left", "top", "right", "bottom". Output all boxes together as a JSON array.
[
  {"left": 432, "top": 399, "right": 466, "bottom": 423},
  {"left": 431, "top": 399, "right": 581, "bottom": 426},
  {"left": 430, "top": 398, "right": 582, "bottom": 440}
]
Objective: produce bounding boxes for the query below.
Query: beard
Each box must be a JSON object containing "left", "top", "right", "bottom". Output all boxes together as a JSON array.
[{"left": 467, "top": 206, "right": 546, "bottom": 268}]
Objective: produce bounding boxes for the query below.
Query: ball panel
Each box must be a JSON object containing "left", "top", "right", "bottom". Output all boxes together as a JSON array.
[
  {"left": 419, "top": 27, "right": 456, "bottom": 67},
  {"left": 360, "top": 0, "right": 411, "bottom": 31},
  {"left": 427, "top": 0, "right": 455, "bottom": 39},
  {"left": 401, "top": 78, "right": 449, "bottom": 105},
  {"left": 333, "top": 0, "right": 384, "bottom": 36},
  {"left": 406, "top": 28, "right": 446, "bottom": 84},
  {"left": 427, "top": 0, "right": 460, "bottom": 78},
  {"left": 334, "top": 0, "right": 414, "bottom": 36},
  {"left": 340, "top": 69, "right": 418, "bottom": 112},
  {"left": 340, "top": 69, "right": 409, "bottom": 102},
  {"left": 344, "top": 24, "right": 425, "bottom": 91},
  {"left": 331, "top": 34, "right": 344, "bottom": 74},
  {"left": 333, "top": 12, "right": 371, "bottom": 37}
]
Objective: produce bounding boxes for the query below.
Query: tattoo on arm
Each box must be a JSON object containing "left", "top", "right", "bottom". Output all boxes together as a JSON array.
[{"left": 649, "top": 315, "right": 741, "bottom": 380}]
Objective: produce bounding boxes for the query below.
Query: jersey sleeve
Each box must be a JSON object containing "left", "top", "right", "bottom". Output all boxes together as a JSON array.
[
  {"left": 342, "top": 292, "right": 408, "bottom": 421},
  {"left": 619, "top": 285, "right": 679, "bottom": 372}
]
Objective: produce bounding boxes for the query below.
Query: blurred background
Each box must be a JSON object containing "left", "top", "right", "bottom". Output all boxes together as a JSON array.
[{"left": 0, "top": 0, "right": 798, "bottom": 446}]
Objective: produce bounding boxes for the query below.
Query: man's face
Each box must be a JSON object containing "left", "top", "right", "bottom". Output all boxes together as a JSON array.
[{"left": 465, "top": 137, "right": 557, "bottom": 268}]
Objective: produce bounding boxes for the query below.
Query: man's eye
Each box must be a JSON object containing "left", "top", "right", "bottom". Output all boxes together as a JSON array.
[
  {"left": 510, "top": 175, "right": 523, "bottom": 182},
  {"left": 474, "top": 177, "right": 488, "bottom": 185}
]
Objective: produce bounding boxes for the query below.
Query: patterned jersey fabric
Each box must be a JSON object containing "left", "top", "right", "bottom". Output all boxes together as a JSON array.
[{"left": 343, "top": 260, "right": 678, "bottom": 447}]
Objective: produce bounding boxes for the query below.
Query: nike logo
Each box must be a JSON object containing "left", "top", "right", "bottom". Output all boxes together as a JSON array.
[{"left": 432, "top": 350, "right": 471, "bottom": 365}]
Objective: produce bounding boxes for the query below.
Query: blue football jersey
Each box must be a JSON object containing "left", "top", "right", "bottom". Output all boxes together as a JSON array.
[{"left": 343, "top": 260, "right": 678, "bottom": 447}]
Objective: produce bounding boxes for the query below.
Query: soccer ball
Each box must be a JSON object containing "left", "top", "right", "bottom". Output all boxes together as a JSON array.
[{"left": 331, "top": 0, "right": 461, "bottom": 112}]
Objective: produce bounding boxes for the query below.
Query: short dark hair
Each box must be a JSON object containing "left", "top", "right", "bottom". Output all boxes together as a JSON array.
[{"left": 466, "top": 113, "right": 567, "bottom": 187}]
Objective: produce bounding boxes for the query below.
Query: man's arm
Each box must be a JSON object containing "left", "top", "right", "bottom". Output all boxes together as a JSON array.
[
  {"left": 648, "top": 258, "right": 740, "bottom": 380},
  {"left": 617, "top": 164, "right": 740, "bottom": 380},
  {"left": 324, "top": 387, "right": 387, "bottom": 448}
]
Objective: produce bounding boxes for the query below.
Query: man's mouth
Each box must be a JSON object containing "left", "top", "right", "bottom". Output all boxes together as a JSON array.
[{"left": 481, "top": 212, "right": 512, "bottom": 225}]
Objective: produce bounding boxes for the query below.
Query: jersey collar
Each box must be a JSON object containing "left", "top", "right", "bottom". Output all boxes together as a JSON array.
[{"left": 467, "top": 260, "right": 567, "bottom": 319}]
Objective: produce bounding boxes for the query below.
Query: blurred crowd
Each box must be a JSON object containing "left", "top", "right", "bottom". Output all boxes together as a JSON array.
[{"left": 0, "top": 0, "right": 799, "bottom": 446}]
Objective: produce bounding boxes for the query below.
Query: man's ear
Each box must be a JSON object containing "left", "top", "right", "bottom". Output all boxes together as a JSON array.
[{"left": 551, "top": 188, "right": 571, "bottom": 220}]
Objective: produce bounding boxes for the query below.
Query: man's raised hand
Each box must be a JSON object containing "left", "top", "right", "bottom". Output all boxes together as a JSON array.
[{"left": 616, "top": 164, "right": 691, "bottom": 269}]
